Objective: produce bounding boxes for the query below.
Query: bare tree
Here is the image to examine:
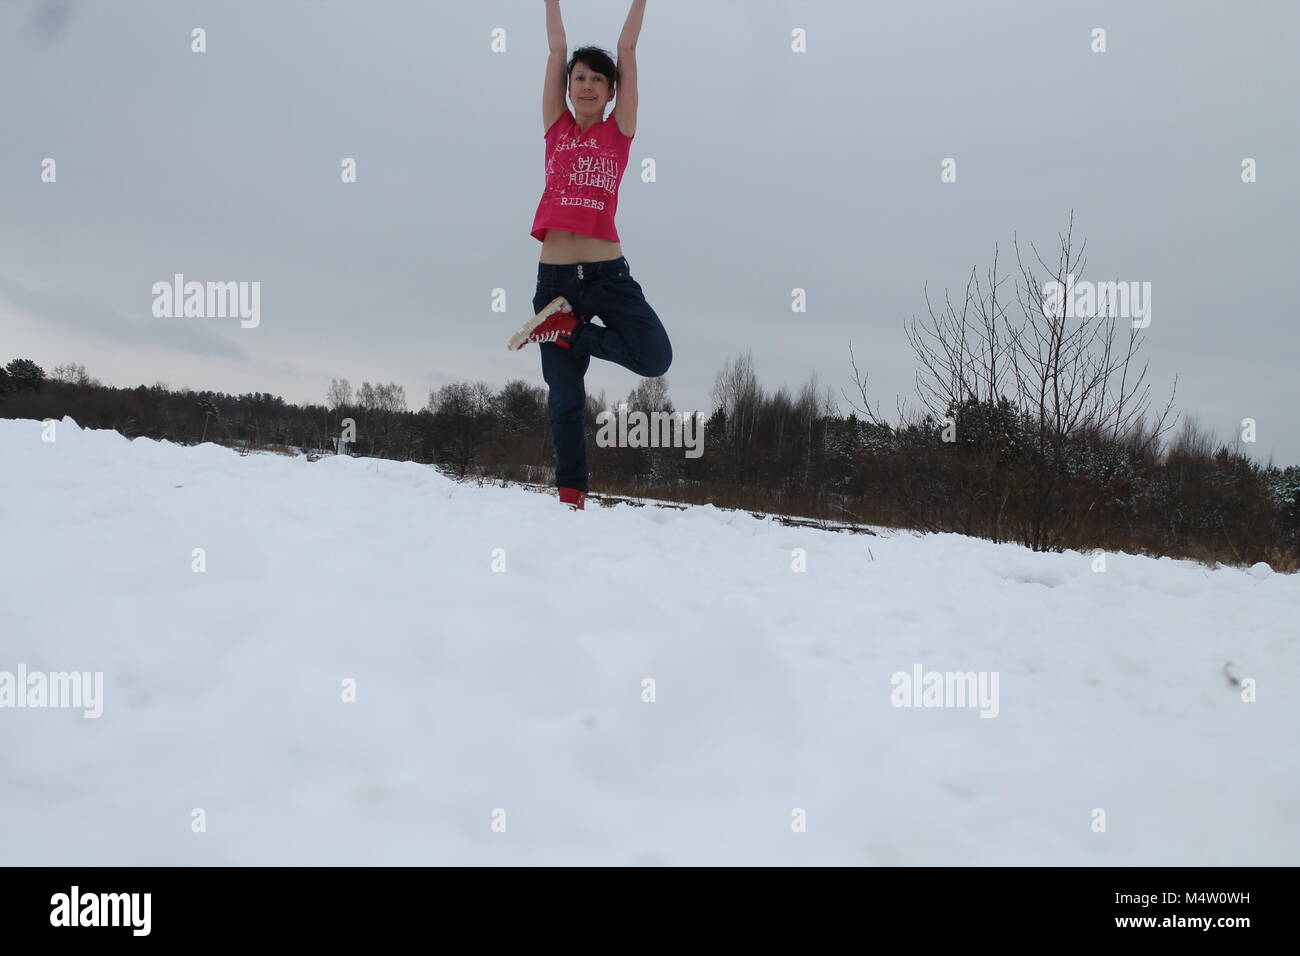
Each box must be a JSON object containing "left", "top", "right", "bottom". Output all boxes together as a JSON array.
[
  {"left": 906, "top": 245, "right": 1013, "bottom": 418},
  {"left": 51, "top": 362, "right": 96, "bottom": 386},
  {"left": 354, "top": 380, "right": 408, "bottom": 456},
  {"left": 794, "top": 374, "right": 824, "bottom": 490},
  {"left": 710, "top": 352, "right": 765, "bottom": 490},
  {"left": 429, "top": 381, "right": 494, "bottom": 477},
  {"left": 1007, "top": 212, "right": 1176, "bottom": 548},
  {"left": 842, "top": 342, "right": 890, "bottom": 428},
  {"left": 625, "top": 375, "right": 673, "bottom": 412},
  {"left": 326, "top": 377, "right": 353, "bottom": 410},
  {"left": 904, "top": 212, "right": 1177, "bottom": 549},
  {"left": 711, "top": 352, "right": 762, "bottom": 446}
]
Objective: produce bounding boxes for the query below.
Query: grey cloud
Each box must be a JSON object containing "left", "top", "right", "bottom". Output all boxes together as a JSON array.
[{"left": 0, "top": 274, "right": 250, "bottom": 361}]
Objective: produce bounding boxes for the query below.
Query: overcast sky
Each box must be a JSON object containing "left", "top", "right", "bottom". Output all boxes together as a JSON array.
[{"left": 3, "top": 0, "right": 1298, "bottom": 463}]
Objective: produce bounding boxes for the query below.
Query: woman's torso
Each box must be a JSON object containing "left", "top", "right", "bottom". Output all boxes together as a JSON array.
[
  {"left": 535, "top": 110, "right": 631, "bottom": 264},
  {"left": 540, "top": 229, "right": 623, "bottom": 265}
]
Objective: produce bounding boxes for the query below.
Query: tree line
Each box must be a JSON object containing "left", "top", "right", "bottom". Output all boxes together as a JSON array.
[{"left": 4, "top": 351, "right": 1296, "bottom": 570}]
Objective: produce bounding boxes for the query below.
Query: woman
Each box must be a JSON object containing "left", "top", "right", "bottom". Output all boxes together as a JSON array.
[{"left": 507, "top": 0, "right": 672, "bottom": 511}]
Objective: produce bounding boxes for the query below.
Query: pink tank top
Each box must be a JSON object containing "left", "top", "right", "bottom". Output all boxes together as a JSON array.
[{"left": 531, "top": 110, "right": 634, "bottom": 243}]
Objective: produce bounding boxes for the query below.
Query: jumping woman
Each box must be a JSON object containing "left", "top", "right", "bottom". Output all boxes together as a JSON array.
[{"left": 507, "top": 0, "right": 672, "bottom": 511}]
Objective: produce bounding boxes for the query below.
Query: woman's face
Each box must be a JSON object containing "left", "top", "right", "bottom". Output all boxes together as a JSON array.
[{"left": 569, "top": 62, "right": 614, "bottom": 113}]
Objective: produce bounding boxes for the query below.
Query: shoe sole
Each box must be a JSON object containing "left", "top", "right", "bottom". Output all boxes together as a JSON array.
[{"left": 507, "top": 296, "right": 571, "bottom": 351}]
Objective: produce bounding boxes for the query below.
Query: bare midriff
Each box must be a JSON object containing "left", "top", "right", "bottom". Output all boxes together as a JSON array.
[{"left": 540, "top": 228, "right": 623, "bottom": 265}]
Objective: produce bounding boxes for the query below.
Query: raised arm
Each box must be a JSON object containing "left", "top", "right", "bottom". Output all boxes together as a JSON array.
[
  {"left": 614, "top": 0, "right": 645, "bottom": 138},
  {"left": 542, "top": 0, "right": 569, "bottom": 132}
]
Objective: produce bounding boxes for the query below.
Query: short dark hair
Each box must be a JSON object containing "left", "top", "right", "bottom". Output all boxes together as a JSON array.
[{"left": 567, "top": 46, "right": 618, "bottom": 94}]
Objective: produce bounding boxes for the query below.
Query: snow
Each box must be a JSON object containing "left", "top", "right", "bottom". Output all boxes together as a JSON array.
[{"left": 1, "top": 415, "right": 1297, "bottom": 865}]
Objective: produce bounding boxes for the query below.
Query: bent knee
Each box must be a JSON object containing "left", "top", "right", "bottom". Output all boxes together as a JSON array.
[{"left": 643, "top": 342, "right": 672, "bottom": 378}]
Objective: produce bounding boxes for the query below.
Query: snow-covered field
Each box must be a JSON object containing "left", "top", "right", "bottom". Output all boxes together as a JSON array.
[{"left": 1, "top": 416, "right": 1296, "bottom": 866}]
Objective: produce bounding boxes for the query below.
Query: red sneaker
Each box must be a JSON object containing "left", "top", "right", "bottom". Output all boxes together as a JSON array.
[
  {"left": 508, "top": 296, "right": 579, "bottom": 351},
  {"left": 559, "top": 487, "right": 586, "bottom": 510}
]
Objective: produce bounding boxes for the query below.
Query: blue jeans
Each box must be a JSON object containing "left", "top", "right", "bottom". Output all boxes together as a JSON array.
[{"left": 532, "top": 256, "right": 672, "bottom": 493}]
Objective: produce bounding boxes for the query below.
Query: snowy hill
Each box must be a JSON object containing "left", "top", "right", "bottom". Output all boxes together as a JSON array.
[{"left": 1, "top": 416, "right": 1296, "bottom": 865}]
